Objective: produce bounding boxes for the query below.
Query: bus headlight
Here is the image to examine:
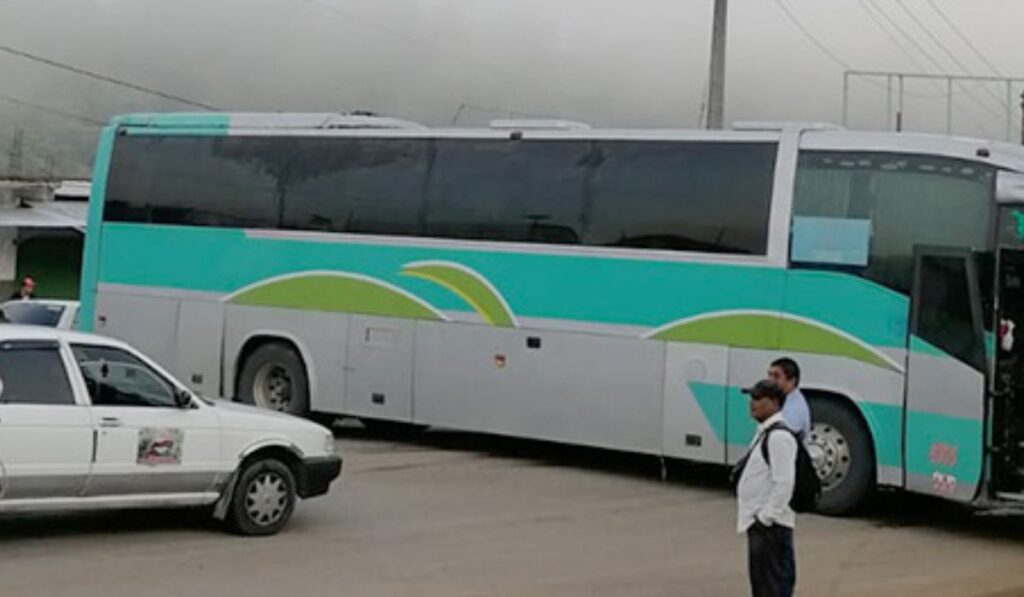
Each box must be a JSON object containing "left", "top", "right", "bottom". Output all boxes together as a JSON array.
[{"left": 324, "top": 433, "right": 336, "bottom": 454}]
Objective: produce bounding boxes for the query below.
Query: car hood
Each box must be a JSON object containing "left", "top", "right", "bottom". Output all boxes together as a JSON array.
[{"left": 209, "top": 399, "right": 319, "bottom": 430}]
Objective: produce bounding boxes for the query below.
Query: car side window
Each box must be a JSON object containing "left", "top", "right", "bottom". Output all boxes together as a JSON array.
[
  {"left": 0, "top": 340, "right": 76, "bottom": 406},
  {"left": 71, "top": 344, "right": 177, "bottom": 408}
]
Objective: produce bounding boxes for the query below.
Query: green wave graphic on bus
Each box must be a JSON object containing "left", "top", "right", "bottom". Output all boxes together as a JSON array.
[
  {"left": 646, "top": 310, "right": 904, "bottom": 373},
  {"left": 224, "top": 271, "right": 447, "bottom": 321},
  {"left": 401, "top": 261, "right": 518, "bottom": 328}
]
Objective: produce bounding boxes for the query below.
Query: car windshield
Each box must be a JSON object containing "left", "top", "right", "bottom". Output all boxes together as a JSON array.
[{"left": 3, "top": 303, "right": 65, "bottom": 327}]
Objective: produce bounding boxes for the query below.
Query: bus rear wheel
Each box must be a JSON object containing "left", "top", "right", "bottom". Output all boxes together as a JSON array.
[
  {"left": 238, "top": 343, "right": 309, "bottom": 416},
  {"left": 807, "top": 397, "right": 875, "bottom": 515}
]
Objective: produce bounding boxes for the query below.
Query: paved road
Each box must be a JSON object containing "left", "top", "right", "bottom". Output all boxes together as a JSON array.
[{"left": 2, "top": 425, "right": 1024, "bottom": 596}]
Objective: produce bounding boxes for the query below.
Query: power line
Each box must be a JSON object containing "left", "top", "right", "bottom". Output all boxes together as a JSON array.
[
  {"left": 864, "top": 0, "right": 946, "bottom": 74},
  {"left": 853, "top": 0, "right": 952, "bottom": 98},
  {"left": 770, "top": 0, "right": 851, "bottom": 69},
  {"left": 0, "top": 43, "right": 219, "bottom": 110},
  {"left": 849, "top": 2, "right": 998, "bottom": 136},
  {"left": 771, "top": 0, "right": 960, "bottom": 126},
  {"left": 860, "top": 0, "right": 1002, "bottom": 133},
  {"left": 0, "top": 93, "right": 105, "bottom": 127},
  {"left": 893, "top": 0, "right": 1008, "bottom": 110},
  {"left": 840, "top": 2, "right": 951, "bottom": 102},
  {"left": 857, "top": 0, "right": 930, "bottom": 74},
  {"left": 926, "top": 0, "right": 1004, "bottom": 77},
  {"left": 771, "top": 0, "right": 949, "bottom": 105},
  {"left": 894, "top": 0, "right": 973, "bottom": 74}
]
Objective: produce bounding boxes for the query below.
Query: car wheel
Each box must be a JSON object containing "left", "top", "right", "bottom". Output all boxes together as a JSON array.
[{"left": 227, "top": 458, "right": 297, "bottom": 536}]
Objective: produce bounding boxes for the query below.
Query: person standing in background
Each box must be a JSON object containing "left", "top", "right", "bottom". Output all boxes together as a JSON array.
[{"left": 768, "top": 358, "right": 811, "bottom": 442}]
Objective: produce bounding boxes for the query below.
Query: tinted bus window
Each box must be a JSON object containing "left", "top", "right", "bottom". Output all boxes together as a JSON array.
[
  {"left": 424, "top": 140, "right": 590, "bottom": 244},
  {"left": 585, "top": 141, "right": 777, "bottom": 255},
  {"left": 104, "top": 134, "right": 778, "bottom": 257},
  {"left": 282, "top": 138, "right": 429, "bottom": 236},
  {"left": 106, "top": 135, "right": 281, "bottom": 228}
]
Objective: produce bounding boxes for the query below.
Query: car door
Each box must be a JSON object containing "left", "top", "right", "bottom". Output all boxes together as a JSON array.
[
  {"left": 70, "top": 343, "right": 223, "bottom": 497},
  {"left": 0, "top": 339, "right": 93, "bottom": 500}
]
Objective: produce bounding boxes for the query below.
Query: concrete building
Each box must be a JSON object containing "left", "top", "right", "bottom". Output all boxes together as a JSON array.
[{"left": 0, "top": 179, "right": 88, "bottom": 299}]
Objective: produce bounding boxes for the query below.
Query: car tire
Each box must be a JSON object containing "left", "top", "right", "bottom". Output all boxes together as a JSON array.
[
  {"left": 227, "top": 458, "right": 297, "bottom": 536},
  {"left": 807, "top": 397, "right": 875, "bottom": 515},
  {"left": 238, "top": 343, "right": 309, "bottom": 416}
]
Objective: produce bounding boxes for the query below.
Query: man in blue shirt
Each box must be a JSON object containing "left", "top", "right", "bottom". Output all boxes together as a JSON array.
[{"left": 768, "top": 357, "right": 811, "bottom": 442}]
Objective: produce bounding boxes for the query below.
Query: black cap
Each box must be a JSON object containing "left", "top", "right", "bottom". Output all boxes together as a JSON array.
[{"left": 742, "top": 379, "right": 785, "bottom": 402}]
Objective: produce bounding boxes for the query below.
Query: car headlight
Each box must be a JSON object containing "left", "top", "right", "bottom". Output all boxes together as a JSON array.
[{"left": 324, "top": 433, "right": 336, "bottom": 455}]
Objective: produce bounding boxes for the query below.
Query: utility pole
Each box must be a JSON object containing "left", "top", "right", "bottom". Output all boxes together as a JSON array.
[
  {"left": 44, "top": 153, "right": 56, "bottom": 182},
  {"left": 7, "top": 128, "right": 24, "bottom": 178},
  {"left": 896, "top": 75, "right": 904, "bottom": 133},
  {"left": 705, "top": 0, "right": 728, "bottom": 129}
]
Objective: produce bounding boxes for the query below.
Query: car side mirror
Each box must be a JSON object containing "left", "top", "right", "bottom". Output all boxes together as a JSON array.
[{"left": 175, "top": 388, "right": 193, "bottom": 409}]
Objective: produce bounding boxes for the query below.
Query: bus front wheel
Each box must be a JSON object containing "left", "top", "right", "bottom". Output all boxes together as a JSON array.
[
  {"left": 807, "top": 397, "right": 875, "bottom": 515},
  {"left": 238, "top": 343, "right": 310, "bottom": 416}
]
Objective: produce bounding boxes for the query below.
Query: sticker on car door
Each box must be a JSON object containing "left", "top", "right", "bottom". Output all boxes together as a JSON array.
[{"left": 137, "top": 428, "right": 183, "bottom": 465}]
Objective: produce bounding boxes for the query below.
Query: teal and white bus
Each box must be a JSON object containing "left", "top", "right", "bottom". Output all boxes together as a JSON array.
[{"left": 80, "top": 112, "right": 1024, "bottom": 514}]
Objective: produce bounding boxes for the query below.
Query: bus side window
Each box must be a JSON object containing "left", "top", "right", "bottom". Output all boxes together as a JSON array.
[{"left": 793, "top": 151, "right": 995, "bottom": 294}]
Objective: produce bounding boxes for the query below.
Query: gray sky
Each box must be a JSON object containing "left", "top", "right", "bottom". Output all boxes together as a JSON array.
[{"left": 1, "top": 0, "right": 1021, "bottom": 177}]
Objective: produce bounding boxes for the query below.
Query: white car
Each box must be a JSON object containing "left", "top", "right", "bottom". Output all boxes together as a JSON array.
[
  {"left": 2, "top": 300, "right": 79, "bottom": 330},
  {"left": 0, "top": 325, "right": 341, "bottom": 535}
]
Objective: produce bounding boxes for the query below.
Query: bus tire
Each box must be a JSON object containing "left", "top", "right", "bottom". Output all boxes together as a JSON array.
[
  {"left": 238, "top": 343, "right": 310, "bottom": 416},
  {"left": 807, "top": 397, "right": 875, "bottom": 515}
]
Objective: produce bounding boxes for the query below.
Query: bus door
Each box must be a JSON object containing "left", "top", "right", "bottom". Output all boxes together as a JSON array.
[
  {"left": 993, "top": 200, "right": 1024, "bottom": 494},
  {"left": 994, "top": 245, "right": 1024, "bottom": 493},
  {"left": 904, "top": 246, "right": 987, "bottom": 502}
]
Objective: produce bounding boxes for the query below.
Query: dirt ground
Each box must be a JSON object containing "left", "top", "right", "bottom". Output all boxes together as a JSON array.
[{"left": 2, "top": 425, "right": 1024, "bottom": 597}]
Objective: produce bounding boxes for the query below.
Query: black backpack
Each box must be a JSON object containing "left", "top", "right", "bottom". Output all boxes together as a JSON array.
[{"left": 731, "top": 422, "right": 822, "bottom": 513}]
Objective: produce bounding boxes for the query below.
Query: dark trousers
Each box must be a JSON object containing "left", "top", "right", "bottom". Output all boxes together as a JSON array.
[{"left": 747, "top": 521, "right": 795, "bottom": 597}]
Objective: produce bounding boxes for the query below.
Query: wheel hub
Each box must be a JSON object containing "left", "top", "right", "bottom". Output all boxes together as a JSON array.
[
  {"left": 807, "top": 422, "right": 852, "bottom": 491},
  {"left": 245, "top": 472, "right": 288, "bottom": 527},
  {"left": 252, "top": 363, "right": 292, "bottom": 411}
]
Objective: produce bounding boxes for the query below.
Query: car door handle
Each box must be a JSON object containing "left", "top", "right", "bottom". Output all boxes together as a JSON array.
[{"left": 100, "top": 417, "right": 122, "bottom": 428}]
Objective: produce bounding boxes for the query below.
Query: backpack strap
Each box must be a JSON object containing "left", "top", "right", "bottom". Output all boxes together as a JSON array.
[{"left": 759, "top": 421, "right": 791, "bottom": 467}]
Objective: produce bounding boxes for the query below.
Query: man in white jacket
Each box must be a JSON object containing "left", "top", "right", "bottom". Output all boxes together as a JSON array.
[{"left": 737, "top": 379, "right": 797, "bottom": 597}]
